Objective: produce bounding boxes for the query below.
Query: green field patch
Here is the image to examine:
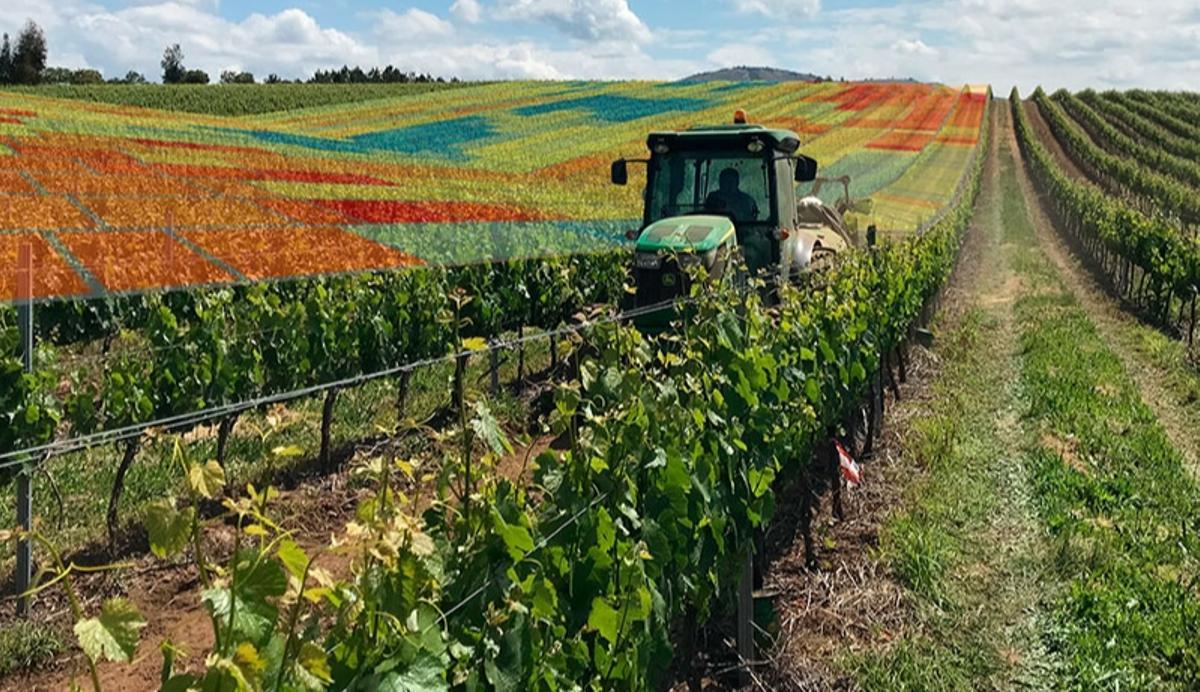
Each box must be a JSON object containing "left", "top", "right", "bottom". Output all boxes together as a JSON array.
[{"left": 351, "top": 220, "right": 633, "bottom": 264}]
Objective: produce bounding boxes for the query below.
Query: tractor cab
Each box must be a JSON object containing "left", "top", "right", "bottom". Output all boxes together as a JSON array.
[{"left": 611, "top": 111, "right": 819, "bottom": 330}]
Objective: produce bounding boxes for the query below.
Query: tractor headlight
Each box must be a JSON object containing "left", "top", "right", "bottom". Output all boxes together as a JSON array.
[
  {"left": 677, "top": 252, "right": 702, "bottom": 269},
  {"left": 747, "top": 139, "right": 765, "bottom": 153},
  {"left": 635, "top": 252, "right": 661, "bottom": 269}
]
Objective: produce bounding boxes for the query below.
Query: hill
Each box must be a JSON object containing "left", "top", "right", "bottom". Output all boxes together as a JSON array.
[{"left": 680, "top": 66, "right": 824, "bottom": 82}]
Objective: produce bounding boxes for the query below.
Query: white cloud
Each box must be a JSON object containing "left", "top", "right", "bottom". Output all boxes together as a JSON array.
[
  {"left": 450, "top": 0, "right": 483, "bottom": 24},
  {"left": 495, "top": 0, "right": 652, "bottom": 43},
  {"left": 731, "top": 0, "right": 819, "bottom": 19},
  {"left": 369, "top": 8, "right": 454, "bottom": 40},
  {"left": 4, "top": 0, "right": 1200, "bottom": 89},
  {"left": 891, "top": 39, "right": 937, "bottom": 58},
  {"left": 768, "top": 0, "right": 1200, "bottom": 92}
]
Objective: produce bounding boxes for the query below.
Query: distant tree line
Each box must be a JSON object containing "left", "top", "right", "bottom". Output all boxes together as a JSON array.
[
  {"left": 0, "top": 18, "right": 456, "bottom": 86},
  {"left": 308, "top": 65, "right": 453, "bottom": 84}
]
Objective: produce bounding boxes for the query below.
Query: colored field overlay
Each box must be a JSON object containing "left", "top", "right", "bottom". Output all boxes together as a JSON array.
[{"left": 0, "top": 80, "right": 987, "bottom": 302}]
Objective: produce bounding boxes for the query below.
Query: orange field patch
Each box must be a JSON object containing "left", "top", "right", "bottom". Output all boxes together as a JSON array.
[
  {"left": 0, "top": 171, "right": 35, "bottom": 194},
  {"left": 936, "top": 135, "right": 978, "bottom": 146},
  {"left": 0, "top": 232, "right": 89, "bottom": 300},
  {"left": 181, "top": 226, "right": 422, "bottom": 280},
  {"left": 9, "top": 155, "right": 84, "bottom": 173},
  {"left": 60, "top": 230, "right": 231, "bottom": 291},
  {"left": 257, "top": 198, "right": 351, "bottom": 224},
  {"left": 31, "top": 173, "right": 197, "bottom": 196},
  {"left": 0, "top": 196, "right": 96, "bottom": 230},
  {"left": 80, "top": 196, "right": 284, "bottom": 228}
]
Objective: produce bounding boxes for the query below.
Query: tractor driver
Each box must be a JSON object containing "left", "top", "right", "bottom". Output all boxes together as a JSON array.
[{"left": 705, "top": 167, "right": 759, "bottom": 221}]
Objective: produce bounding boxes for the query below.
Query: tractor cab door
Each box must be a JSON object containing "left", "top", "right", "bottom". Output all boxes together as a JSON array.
[{"left": 773, "top": 156, "right": 799, "bottom": 278}]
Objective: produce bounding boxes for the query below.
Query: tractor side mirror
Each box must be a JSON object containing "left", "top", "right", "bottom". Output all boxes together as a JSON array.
[
  {"left": 793, "top": 155, "right": 818, "bottom": 182},
  {"left": 611, "top": 159, "right": 628, "bottom": 186}
]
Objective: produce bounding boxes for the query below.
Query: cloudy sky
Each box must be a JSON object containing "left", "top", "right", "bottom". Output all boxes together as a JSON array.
[{"left": 1, "top": 0, "right": 1197, "bottom": 91}]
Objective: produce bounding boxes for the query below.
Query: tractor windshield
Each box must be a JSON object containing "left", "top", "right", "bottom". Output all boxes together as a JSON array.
[{"left": 646, "top": 150, "right": 772, "bottom": 226}]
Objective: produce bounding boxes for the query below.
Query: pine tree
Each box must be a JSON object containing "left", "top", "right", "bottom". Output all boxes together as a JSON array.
[
  {"left": 0, "top": 34, "right": 12, "bottom": 84},
  {"left": 161, "top": 44, "right": 185, "bottom": 84},
  {"left": 13, "top": 21, "right": 47, "bottom": 85}
]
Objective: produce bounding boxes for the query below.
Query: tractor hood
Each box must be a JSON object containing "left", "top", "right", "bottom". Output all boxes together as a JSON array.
[{"left": 635, "top": 215, "right": 735, "bottom": 254}]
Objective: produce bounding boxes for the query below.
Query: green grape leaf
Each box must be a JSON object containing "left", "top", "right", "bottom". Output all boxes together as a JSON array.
[
  {"left": 294, "top": 642, "right": 333, "bottom": 688},
  {"left": 470, "top": 401, "right": 511, "bottom": 456},
  {"left": 377, "top": 652, "right": 448, "bottom": 691},
  {"left": 145, "top": 500, "right": 194, "bottom": 559},
  {"left": 276, "top": 538, "right": 310, "bottom": 581},
  {"left": 587, "top": 597, "right": 620, "bottom": 644},
  {"left": 187, "top": 460, "right": 225, "bottom": 500},
  {"left": 493, "top": 514, "right": 534, "bottom": 561},
  {"left": 74, "top": 597, "right": 146, "bottom": 663}
]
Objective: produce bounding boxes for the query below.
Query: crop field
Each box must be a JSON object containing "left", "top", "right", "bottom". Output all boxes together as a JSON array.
[
  {"left": 0, "top": 81, "right": 986, "bottom": 302},
  {"left": 4, "top": 76, "right": 1200, "bottom": 692}
]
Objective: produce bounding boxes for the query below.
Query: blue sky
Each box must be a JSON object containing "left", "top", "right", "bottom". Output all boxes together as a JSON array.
[{"left": 2, "top": 1, "right": 1198, "bottom": 91}]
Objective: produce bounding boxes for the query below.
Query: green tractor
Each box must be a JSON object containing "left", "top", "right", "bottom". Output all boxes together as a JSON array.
[{"left": 611, "top": 111, "right": 834, "bottom": 331}]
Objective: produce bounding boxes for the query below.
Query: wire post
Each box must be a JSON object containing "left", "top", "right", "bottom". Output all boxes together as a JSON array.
[
  {"left": 489, "top": 341, "right": 500, "bottom": 397},
  {"left": 736, "top": 544, "right": 754, "bottom": 687},
  {"left": 15, "top": 242, "right": 34, "bottom": 616}
]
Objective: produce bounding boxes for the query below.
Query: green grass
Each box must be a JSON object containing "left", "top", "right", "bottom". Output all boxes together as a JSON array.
[
  {"left": 1016, "top": 286, "right": 1200, "bottom": 687},
  {"left": 3, "top": 83, "right": 468, "bottom": 116},
  {"left": 858, "top": 304, "right": 1034, "bottom": 688},
  {"left": 990, "top": 123, "right": 1200, "bottom": 688},
  {"left": 1009, "top": 124, "right": 1200, "bottom": 687},
  {"left": 0, "top": 620, "right": 64, "bottom": 677},
  {"left": 849, "top": 134, "right": 1061, "bottom": 688}
]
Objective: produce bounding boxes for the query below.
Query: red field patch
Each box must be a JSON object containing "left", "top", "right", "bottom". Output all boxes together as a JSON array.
[
  {"left": 867, "top": 131, "right": 936, "bottom": 152},
  {"left": 314, "top": 199, "right": 549, "bottom": 224},
  {"left": 181, "top": 226, "right": 422, "bottom": 280},
  {"left": 0, "top": 232, "right": 89, "bottom": 300},
  {"left": 59, "top": 230, "right": 230, "bottom": 292},
  {"left": 894, "top": 91, "right": 957, "bottom": 131}
]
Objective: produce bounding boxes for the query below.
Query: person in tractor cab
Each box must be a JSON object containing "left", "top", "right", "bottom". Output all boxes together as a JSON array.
[{"left": 705, "top": 167, "right": 759, "bottom": 221}]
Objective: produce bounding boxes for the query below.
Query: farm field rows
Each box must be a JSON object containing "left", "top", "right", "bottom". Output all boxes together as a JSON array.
[
  {"left": 9, "top": 81, "right": 1200, "bottom": 690},
  {"left": 0, "top": 81, "right": 995, "bottom": 690},
  {"left": 1, "top": 80, "right": 987, "bottom": 302},
  {"left": 1018, "top": 88, "right": 1200, "bottom": 348},
  {"left": 840, "top": 103, "right": 1200, "bottom": 689}
]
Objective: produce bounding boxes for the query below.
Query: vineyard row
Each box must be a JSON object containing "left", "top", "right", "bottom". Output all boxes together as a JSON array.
[{"left": 1012, "top": 88, "right": 1199, "bottom": 348}]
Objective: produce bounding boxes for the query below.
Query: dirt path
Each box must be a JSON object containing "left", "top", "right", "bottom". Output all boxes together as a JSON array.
[
  {"left": 762, "top": 101, "right": 1058, "bottom": 689},
  {"left": 1021, "top": 99, "right": 1092, "bottom": 183},
  {"left": 1008, "top": 101, "right": 1200, "bottom": 478}
]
